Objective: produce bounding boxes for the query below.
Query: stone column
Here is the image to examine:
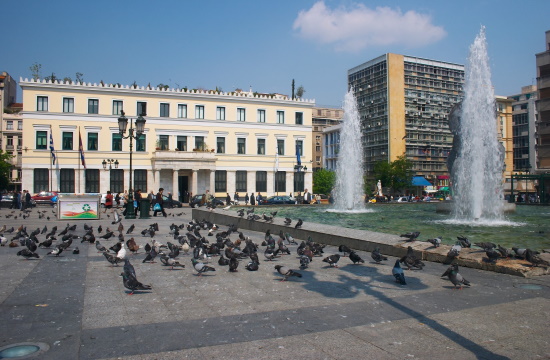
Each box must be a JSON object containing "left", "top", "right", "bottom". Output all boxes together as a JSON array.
[
  {"left": 192, "top": 170, "right": 198, "bottom": 197},
  {"left": 172, "top": 169, "right": 179, "bottom": 199},
  {"left": 286, "top": 171, "right": 293, "bottom": 196},
  {"left": 147, "top": 170, "right": 155, "bottom": 193},
  {"left": 267, "top": 171, "right": 275, "bottom": 196},
  {"left": 209, "top": 170, "right": 215, "bottom": 195},
  {"left": 154, "top": 170, "right": 160, "bottom": 191}
]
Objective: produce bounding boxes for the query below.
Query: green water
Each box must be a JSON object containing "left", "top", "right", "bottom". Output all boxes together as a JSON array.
[{"left": 249, "top": 204, "right": 550, "bottom": 251}]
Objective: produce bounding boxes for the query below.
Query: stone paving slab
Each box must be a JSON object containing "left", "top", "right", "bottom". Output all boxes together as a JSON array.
[{"left": 0, "top": 206, "right": 549, "bottom": 359}]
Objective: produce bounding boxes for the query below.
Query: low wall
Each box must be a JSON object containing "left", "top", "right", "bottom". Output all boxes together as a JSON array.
[{"left": 192, "top": 208, "right": 549, "bottom": 277}]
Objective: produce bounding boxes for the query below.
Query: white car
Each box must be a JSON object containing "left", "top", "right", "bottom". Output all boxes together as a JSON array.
[{"left": 396, "top": 196, "right": 409, "bottom": 203}]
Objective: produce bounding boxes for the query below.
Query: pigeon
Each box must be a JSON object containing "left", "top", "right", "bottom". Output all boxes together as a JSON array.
[
  {"left": 447, "top": 242, "right": 462, "bottom": 260},
  {"left": 95, "top": 241, "right": 107, "bottom": 253},
  {"left": 121, "top": 271, "right": 152, "bottom": 295},
  {"left": 25, "top": 237, "right": 37, "bottom": 252},
  {"left": 191, "top": 258, "right": 215, "bottom": 276},
  {"left": 457, "top": 236, "right": 471, "bottom": 248},
  {"left": 264, "top": 247, "right": 277, "bottom": 261},
  {"left": 17, "top": 249, "right": 40, "bottom": 259},
  {"left": 229, "top": 256, "right": 239, "bottom": 272},
  {"left": 72, "top": 247, "right": 80, "bottom": 254},
  {"left": 427, "top": 237, "right": 442, "bottom": 248},
  {"left": 245, "top": 261, "right": 259, "bottom": 271},
  {"left": 47, "top": 245, "right": 64, "bottom": 257},
  {"left": 447, "top": 264, "right": 470, "bottom": 289},
  {"left": 400, "top": 246, "right": 425, "bottom": 270},
  {"left": 294, "top": 219, "right": 303, "bottom": 229},
  {"left": 474, "top": 242, "right": 496, "bottom": 251},
  {"left": 126, "top": 238, "right": 140, "bottom": 254},
  {"left": 511, "top": 247, "right": 540, "bottom": 259},
  {"left": 299, "top": 255, "right": 310, "bottom": 269},
  {"left": 123, "top": 259, "right": 136, "bottom": 279},
  {"left": 371, "top": 247, "right": 388, "bottom": 264},
  {"left": 349, "top": 251, "right": 365, "bottom": 264},
  {"left": 392, "top": 260, "right": 406, "bottom": 285},
  {"left": 142, "top": 246, "right": 158, "bottom": 263},
  {"left": 338, "top": 245, "right": 352, "bottom": 257},
  {"left": 496, "top": 245, "right": 511, "bottom": 258},
  {"left": 485, "top": 248, "right": 500, "bottom": 263},
  {"left": 322, "top": 254, "right": 340, "bottom": 267},
  {"left": 218, "top": 255, "right": 230, "bottom": 266},
  {"left": 274, "top": 265, "right": 302, "bottom": 281},
  {"left": 40, "top": 225, "right": 48, "bottom": 234},
  {"left": 284, "top": 217, "right": 292, "bottom": 226},
  {"left": 525, "top": 249, "right": 548, "bottom": 267},
  {"left": 236, "top": 209, "right": 244, "bottom": 217},
  {"left": 109, "top": 242, "right": 122, "bottom": 254},
  {"left": 160, "top": 254, "right": 185, "bottom": 270},
  {"left": 116, "top": 244, "right": 127, "bottom": 260},
  {"left": 100, "top": 231, "right": 115, "bottom": 240},
  {"left": 103, "top": 251, "right": 121, "bottom": 266},
  {"left": 0, "top": 236, "right": 7, "bottom": 246},
  {"left": 400, "top": 231, "right": 420, "bottom": 242},
  {"left": 126, "top": 224, "right": 135, "bottom": 234}
]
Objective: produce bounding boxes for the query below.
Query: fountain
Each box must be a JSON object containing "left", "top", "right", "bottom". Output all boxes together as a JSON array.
[
  {"left": 446, "top": 27, "right": 513, "bottom": 221},
  {"left": 332, "top": 88, "right": 367, "bottom": 211}
]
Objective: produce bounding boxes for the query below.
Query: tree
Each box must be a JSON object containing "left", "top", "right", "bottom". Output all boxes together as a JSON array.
[
  {"left": 29, "top": 62, "right": 42, "bottom": 80},
  {"left": 75, "top": 72, "right": 84, "bottom": 84},
  {"left": 296, "top": 85, "right": 305, "bottom": 99},
  {"left": 371, "top": 155, "right": 413, "bottom": 195},
  {"left": 157, "top": 83, "right": 169, "bottom": 90},
  {"left": 44, "top": 72, "right": 57, "bottom": 82},
  {"left": 291, "top": 79, "right": 295, "bottom": 100},
  {"left": 0, "top": 150, "right": 14, "bottom": 190},
  {"left": 312, "top": 168, "right": 336, "bottom": 195}
]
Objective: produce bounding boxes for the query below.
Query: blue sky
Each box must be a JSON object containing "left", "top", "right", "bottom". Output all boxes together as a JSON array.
[{"left": 3, "top": 0, "right": 549, "bottom": 107}]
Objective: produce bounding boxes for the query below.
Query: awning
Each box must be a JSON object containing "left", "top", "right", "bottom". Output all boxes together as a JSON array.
[
  {"left": 437, "top": 175, "right": 450, "bottom": 180},
  {"left": 439, "top": 186, "right": 450, "bottom": 192},
  {"left": 412, "top": 176, "right": 432, "bottom": 186}
]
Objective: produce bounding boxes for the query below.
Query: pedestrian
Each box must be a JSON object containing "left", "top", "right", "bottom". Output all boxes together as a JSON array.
[
  {"left": 226, "top": 193, "right": 231, "bottom": 206},
  {"left": 256, "top": 192, "right": 263, "bottom": 204},
  {"left": 115, "top": 193, "right": 121, "bottom": 208},
  {"left": 167, "top": 192, "right": 173, "bottom": 209},
  {"left": 148, "top": 190, "right": 155, "bottom": 209},
  {"left": 188, "top": 192, "right": 193, "bottom": 206},
  {"left": 245, "top": 193, "right": 249, "bottom": 205},
  {"left": 103, "top": 191, "right": 113, "bottom": 213},
  {"left": 303, "top": 189, "right": 311, "bottom": 204},
  {"left": 21, "top": 190, "right": 27, "bottom": 210},
  {"left": 250, "top": 192, "right": 255, "bottom": 206},
  {"left": 234, "top": 192, "right": 239, "bottom": 205},
  {"left": 134, "top": 189, "right": 142, "bottom": 216},
  {"left": 25, "top": 190, "right": 32, "bottom": 209},
  {"left": 11, "top": 190, "right": 19, "bottom": 209},
  {"left": 153, "top": 188, "right": 167, "bottom": 217}
]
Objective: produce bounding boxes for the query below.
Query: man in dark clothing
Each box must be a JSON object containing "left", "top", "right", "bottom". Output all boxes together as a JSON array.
[
  {"left": 25, "top": 190, "right": 32, "bottom": 209},
  {"left": 153, "top": 188, "right": 167, "bottom": 217}
]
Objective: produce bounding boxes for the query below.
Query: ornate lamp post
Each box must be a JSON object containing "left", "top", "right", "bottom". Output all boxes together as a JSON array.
[
  {"left": 118, "top": 110, "right": 146, "bottom": 219},
  {"left": 102, "top": 159, "right": 119, "bottom": 171}
]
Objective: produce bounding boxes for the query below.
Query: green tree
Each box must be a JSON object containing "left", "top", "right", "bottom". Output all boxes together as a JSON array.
[
  {"left": 312, "top": 168, "right": 336, "bottom": 195},
  {"left": 44, "top": 72, "right": 57, "bottom": 82},
  {"left": 296, "top": 85, "right": 305, "bottom": 99},
  {"left": 372, "top": 155, "right": 413, "bottom": 195},
  {"left": 75, "top": 72, "right": 84, "bottom": 84},
  {"left": 29, "top": 62, "right": 42, "bottom": 80},
  {"left": 291, "top": 79, "right": 295, "bottom": 100},
  {"left": 0, "top": 150, "right": 14, "bottom": 190}
]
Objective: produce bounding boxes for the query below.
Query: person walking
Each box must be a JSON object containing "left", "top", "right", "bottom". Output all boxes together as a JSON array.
[
  {"left": 25, "top": 190, "right": 32, "bottom": 209},
  {"left": 153, "top": 188, "right": 167, "bottom": 217},
  {"left": 167, "top": 192, "right": 173, "bottom": 209},
  {"left": 103, "top": 191, "right": 113, "bottom": 213},
  {"left": 134, "top": 189, "right": 142, "bottom": 216},
  {"left": 226, "top": 193, "right": 231, "bottom": 206},
  {"left": 234, "top": 192, "right": 239, "bottom": 205},
  {"left": 245, "top": 193, "right": 249, "bottom": 205},
  {"left": 250, "top": 192, "right": 255, "bottom": 206},
  {"left": 256, "top": 192, "right": 263, "bottom": 205}
]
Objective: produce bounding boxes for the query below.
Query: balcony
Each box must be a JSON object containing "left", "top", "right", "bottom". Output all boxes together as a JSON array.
[{"left": 153, "top": 149, "right": 216, "bottom": 170}]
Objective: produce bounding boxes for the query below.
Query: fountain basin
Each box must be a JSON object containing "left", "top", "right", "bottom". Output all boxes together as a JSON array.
[
  {"left": 436, "top": 201, "right": 516, "bottom": 214},
  {"left": 194, "top": 208, "right": 549, "bottom": 277}
]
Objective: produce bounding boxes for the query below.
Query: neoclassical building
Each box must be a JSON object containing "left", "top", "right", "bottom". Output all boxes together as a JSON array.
[{"left": 20, "top": 78, "right": 314, "bottom": 201}]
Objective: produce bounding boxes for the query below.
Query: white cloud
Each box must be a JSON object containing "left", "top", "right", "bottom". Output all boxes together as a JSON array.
[{"left": 293, "top": 1, "right": 446, "bottom": 52}]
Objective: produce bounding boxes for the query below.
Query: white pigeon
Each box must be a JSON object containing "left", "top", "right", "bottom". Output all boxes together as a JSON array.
[
  {"left": 181, "top": 242, "right": 190, "bottom": 254},
  {"left": 0, "top": 236, "right": 7, "bottom": 246},
  {"left": 117, "top": 244, "right": 127, "bottom": 260},
  {"left": 222, "top": 205, "right": 231, "bottom": 211}
]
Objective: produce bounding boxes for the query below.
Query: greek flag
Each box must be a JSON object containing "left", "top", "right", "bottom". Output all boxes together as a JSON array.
[
  {"left": 49, "top": 130, "right": 56, "bottom": 165},
  {"left": 79, "top": 129, "right": 86, "bottom": 169}
]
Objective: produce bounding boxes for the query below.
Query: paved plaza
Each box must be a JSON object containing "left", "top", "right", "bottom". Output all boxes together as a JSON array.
[{"left": 0, "top": 205, "right": 549, "bottom": 360}]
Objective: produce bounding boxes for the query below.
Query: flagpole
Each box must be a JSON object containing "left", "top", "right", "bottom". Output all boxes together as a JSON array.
[{"left": 77, "top": 127, "right": 80, "bottom": 194}]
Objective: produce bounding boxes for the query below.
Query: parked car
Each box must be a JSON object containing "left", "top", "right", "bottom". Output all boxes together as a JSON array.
[
  {"left": 259, "top": 195, "right": 295, "bottom": 205},
  {"left": 161, "top": 195, "right": 183, "bottom": 208},
  {"left": 1, "top": 193, "right": 37, "bottom": 208},
  {"left": 31, "top": 191, "right": 58, "bottom": 205},
  {"left": 190, "top": 194, "right": 225, "bottom": 208}
]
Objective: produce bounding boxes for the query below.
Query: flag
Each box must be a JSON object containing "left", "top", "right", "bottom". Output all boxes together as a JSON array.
[
  {"left": 79, "top": 129, "right": 86, "bottom": 169},
  {"left": 49, "top": 128, "right": 56, "bottom": 165},
  {"left": 296, "top": 144, "right": 301, "bottom": 166},
  {"left": 275, "top": 145, "right": 279, "bottom": 172}
]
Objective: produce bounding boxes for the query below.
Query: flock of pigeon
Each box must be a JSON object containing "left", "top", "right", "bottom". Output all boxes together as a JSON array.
[{"left": 2, "top": 206, "right": 548, "bottom": 296}]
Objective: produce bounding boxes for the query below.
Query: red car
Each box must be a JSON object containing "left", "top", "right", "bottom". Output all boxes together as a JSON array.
[{"left": 31, "top": 191, "right": 58, "bottom": 205}]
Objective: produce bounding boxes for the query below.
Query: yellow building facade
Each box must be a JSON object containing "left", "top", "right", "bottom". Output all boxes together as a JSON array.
[{"left": 20, "top": 79, "right": 314, "bottom": 201}]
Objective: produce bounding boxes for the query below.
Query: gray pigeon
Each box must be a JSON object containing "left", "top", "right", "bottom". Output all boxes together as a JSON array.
[
  {"left": 371, "top": 247, "right": 388, "bottom": 264},
  {"left": 447, "top": 264, "right": 470, "bottom": 289},
  {"left": 274, "top": 265, "right": 302, "bottom": 281},
  {"left": 392, "top": 260, "right": 406, "bottom": 285}
]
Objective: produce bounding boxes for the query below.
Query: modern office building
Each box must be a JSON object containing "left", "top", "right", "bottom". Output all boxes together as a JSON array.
[
  {"left": 312, "top": 107, "right": 342, "bottom": 172},
  {"left": 348, "top": 53, "right": 465, "bottom": 188},
  {"left": 19, "top": 78, "right": 314, "bottom": 200},
  {"left": 508, "top": 85, "right": 537, "bottom": 172},
  {"left": 535, "top": 30, "right": 550, "bottom": 172}
]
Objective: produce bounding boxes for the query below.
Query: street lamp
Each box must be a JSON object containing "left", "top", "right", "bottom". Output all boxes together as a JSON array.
[
  {"left": 118, "top": 110, "right": 146, "bottom": 219},
  {"left": 102, "top": 159, "right": 119, "bottom": 171}
]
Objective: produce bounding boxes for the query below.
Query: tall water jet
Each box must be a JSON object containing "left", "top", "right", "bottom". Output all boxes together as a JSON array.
[
  {"left": 333, "top": 88, "right": 365, "bottom": 211},
  {"left": 447, "top": 27, "right": 504, "bottom": 221}
]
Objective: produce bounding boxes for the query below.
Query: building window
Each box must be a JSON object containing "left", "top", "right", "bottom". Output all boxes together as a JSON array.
[
  {"left": 293, "top": 172, "right": 304, "bottom": 192},
  {"left": 137, "top": 101, "right": 147, "bottom": 116},
  {"left": 6, "top": 121, "right": 13, "bottom": 130},
  {"left": 33, "top": 168, "right": 49, "bottom": 192},
  {"left": 256, "top": 171, "right": 267, "bottom": 192},
  {"left": 237, "top": 138, "right": 246, "bottom": 154},
  {"left": 237, "top": 108, "right": 246, "bottom": 121},
  {"left": 295, "top": 112, "right": 303, "bottom": 125},
  {"left": 88, "top": 132, "right": 98, "bottom": 151},
  {"left": 275, "top": 171, "right": 287, "bottom": 193},
  {"left": 316, "top": 145, "right": 321, "bottom": 152},
  {"left": 177, "top": 136, "right": 187, "bottom": 151},
  {"left": 88, "top": 99, "right": 99, "bottom": 114},
  {"left": 85, "top": 169, "right": 100, "bottom": 193},
  {"left": 195, "top": 136, "right": 205, "bottom": 150},
  {"left": 112, "top": 133, "right": 122, "bottom": 151},
  {"left": 277, "top": 139, "right": 285, "bottom": 155},
  {"left": 178, "top": 104, "right": 187, "bottom": 118},
  {"left": 216, "top": 106, "right": 226, "bottom": 120},
  {"left": 257, "top": 109, "right": 266, "bottom": 123},
  {"left": 112, "top": 100, "right": 123, "bottom": 115},
  {"left": 17, "top": 136, "right": 22, "bottom": 148},
  {"left": 277, "top": 111, "right": 285, "bottom": 124},
  {"left": 63, "top": 98, "right": 74, "bottom": 113},
  {"left": 62, "top": 132, "right": 73, "bottom": 150},
  {"left": 136, "top": 134, "right": 146, "bottom": 152},
  {"left": 295, "top": 140, "right": 303, "bottom": 158},
  {"left": 110, "top": 169, "right": 124, "bottom": 193},
  {"left": 6, "top": 136, "right": 13, "bottom": 148},
  {"left": 215, "top": 170, "right": 227, "bottom": 192},
  {"left": 36, "top": 131, "right": 47, "bottom": 149},
  {"left": 60, "top": 169, "right": 75, "bottom": 193},
  {"left": 257, "top": 138, "right": 265, "bottom": 155},
  {"left": 217, "top": 137, "right": 225, "bottom": 153},
  {"left": 236, "top": 171, "right": 247, "bottom": 192},
  {"left": 37, "top": 96, "right": 48, "bottom": 111},
  {"left": 160, "top": 103, "right": 170, "bottom": 117},
  {"left": 195, "top": 105, "right": 204, "bottom": 119},
  {"left": 17, "top": 121, "right": 22, "bottom": 130},
  {"left": 134, "top": 169, "right": 147, "bottom": 191},
  {"left": 158, "top": 135, "right": 169, "bottom": 150}
]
